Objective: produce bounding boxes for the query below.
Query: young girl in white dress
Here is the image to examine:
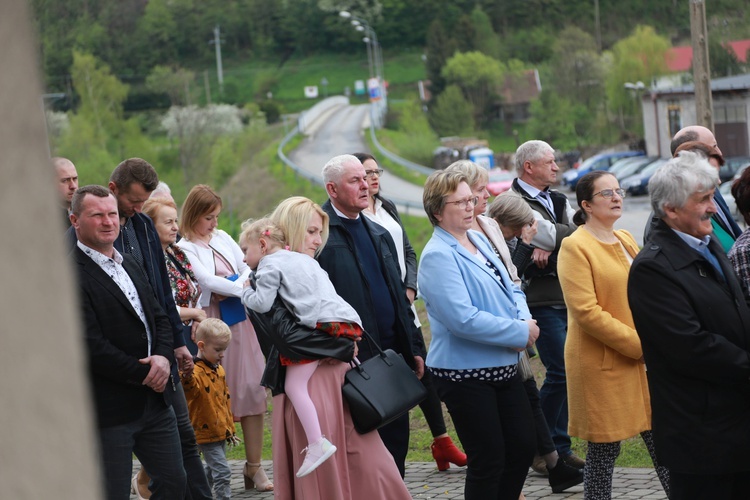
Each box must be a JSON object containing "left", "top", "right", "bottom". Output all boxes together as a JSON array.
[{"left": 240, "top": 218, "right": 362, "bottom": 478}]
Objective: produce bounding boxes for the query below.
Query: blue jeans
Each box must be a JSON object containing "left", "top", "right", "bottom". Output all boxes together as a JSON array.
[
  {"left": 529, "top": 306, "right": 571, "bottom": 457},
  {"left": 98, "top": 393, "right": 186, "bottom": 500},
  {"left": 200, "top": 441, "right": 231, "bottom": 500}
]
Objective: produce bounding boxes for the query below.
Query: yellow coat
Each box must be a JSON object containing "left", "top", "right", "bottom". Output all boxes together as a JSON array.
[
  {"left": 558, "top": 227, "right": 651, "bottom": 442},
  {"left": 182, "top": 359, "right": 236, "bottom": 445}
]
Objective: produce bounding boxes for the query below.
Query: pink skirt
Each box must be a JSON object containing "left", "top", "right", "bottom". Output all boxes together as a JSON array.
[
  {"left": 205, "top": 300, "right": 267, "bottom": 417},
  {"left": 271, "top": 361, "right": 411, "bottom": 499}
]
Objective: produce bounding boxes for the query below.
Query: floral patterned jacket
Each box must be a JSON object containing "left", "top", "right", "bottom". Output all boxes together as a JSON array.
[{"left": 165, "top": 244, "right": 201, "bottom": 324}]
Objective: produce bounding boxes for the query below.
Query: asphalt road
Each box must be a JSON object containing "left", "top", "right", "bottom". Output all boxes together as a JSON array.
[
  {"left": 288, "top": 103, "right": 426, "bottom": 216},
  {"left": 288, "top": 103, "right": 654, "bottom": 239}
]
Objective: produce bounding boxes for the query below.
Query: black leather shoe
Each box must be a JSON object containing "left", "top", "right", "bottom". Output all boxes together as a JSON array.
[
  {"left": 548, "top": 459, "right": 584, "bottom": 493},
  {"left": 560, "top": 453, "right": 586, "bottom": 469}
]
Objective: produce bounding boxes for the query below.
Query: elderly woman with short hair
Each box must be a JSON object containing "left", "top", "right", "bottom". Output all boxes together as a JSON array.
[
  {"left": 488, "top": 191, "right": 538, "bottom": 279},
  {"left": 418, "top": 169, "right": 539, "bottom": 499}
]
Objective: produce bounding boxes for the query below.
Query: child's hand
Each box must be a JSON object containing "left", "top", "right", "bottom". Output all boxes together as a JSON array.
[{"left": 227, "top": 435, "right": 242, "bottom": 447}]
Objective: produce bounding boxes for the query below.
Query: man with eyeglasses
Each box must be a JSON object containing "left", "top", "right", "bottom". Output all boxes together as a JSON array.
[
  {"left": 510, "top": 140, "right": 584, "bottom": 474},
  {"left": 643, "top": 125, "right": 742, "bottom": 250},
  {"left": 317, "top": 154, "right": 424, "bottom": 478}
]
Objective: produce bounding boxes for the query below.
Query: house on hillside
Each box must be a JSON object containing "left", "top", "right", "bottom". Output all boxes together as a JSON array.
[
  {"left": 640, "top": 73, "right": 750, "bottom": 157},
  {"left": 495, "top": 69, "right": 542, "bottom": 123}
]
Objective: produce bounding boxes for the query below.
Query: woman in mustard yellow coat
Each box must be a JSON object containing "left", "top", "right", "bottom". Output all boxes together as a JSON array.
[{"left": 558, "top": 171, "right": 670, "bottom": 500}]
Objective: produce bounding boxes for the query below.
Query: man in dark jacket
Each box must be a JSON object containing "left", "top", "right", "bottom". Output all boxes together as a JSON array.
[
  {"left": 629, "top": 151, "right": 750, "bottom": 499},
  {"left": 317, "top": 154, "right": 424, "bottom": 478},
  {"left": 66, "top": 159, "right": 212, "bottom": 498},
  {"left": 70, "top": 185, "right": 185, "bottom": 498},
  {"left": 511, "top": 140, "right": 584, "bottom": 472}
]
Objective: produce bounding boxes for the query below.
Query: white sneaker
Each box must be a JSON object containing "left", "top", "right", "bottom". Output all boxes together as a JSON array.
[{"left": 296, "top": 437, "right": 337, "bottom": 478}]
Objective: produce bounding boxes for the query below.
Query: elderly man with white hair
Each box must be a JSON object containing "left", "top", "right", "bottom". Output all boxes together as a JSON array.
[
  {"left": 628, "top": 151, "right": 750, "bottom": 499},
  {"left": 316, "top": 154, "right": 424, "bottom": 478}
]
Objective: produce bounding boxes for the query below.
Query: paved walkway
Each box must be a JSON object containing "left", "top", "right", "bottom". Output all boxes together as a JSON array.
[{"left": 133, "top": 461, "right": 666, "bottom": 499}]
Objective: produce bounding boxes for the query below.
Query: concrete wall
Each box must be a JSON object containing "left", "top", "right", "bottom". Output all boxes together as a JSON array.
[{"left": 0, "top": 2, "right": 102, "bottom": 498}]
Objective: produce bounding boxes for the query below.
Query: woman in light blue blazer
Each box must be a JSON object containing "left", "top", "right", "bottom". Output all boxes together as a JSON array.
[{"left": 418, "top": 170, "right": 539, "bottom": 500}]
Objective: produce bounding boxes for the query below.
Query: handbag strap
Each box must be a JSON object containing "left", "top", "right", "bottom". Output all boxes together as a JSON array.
[{"left": 350, "top": 330, "right": 389, "bottom": 368}]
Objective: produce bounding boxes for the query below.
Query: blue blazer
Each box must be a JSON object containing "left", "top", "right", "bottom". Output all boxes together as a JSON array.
[{"left": 418, "top": 227, "right": 531, "bottom": 370}]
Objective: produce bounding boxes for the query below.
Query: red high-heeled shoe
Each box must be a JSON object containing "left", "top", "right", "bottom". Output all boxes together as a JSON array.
[{"left": 431, "top": 436, "right": 467, "bottom": 471}]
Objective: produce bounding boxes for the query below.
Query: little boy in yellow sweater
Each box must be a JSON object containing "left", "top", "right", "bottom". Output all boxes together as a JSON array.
[{"left": 182, "top": 318, "right": 238, "bottom": 500}]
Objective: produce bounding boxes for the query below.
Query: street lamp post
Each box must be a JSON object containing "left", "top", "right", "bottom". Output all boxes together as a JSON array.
[{"left": 339, "top": 11, "right": 387, "bottom": 127}]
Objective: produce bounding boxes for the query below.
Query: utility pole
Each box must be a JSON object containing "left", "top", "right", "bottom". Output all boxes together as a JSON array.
[
  {"left": 690, "top": 0, "right": 713, "bottom": 130},
  {"left": 594, "top": 0, "right": 602, "bottom": 53},
  {"left": 212, "top": 25, "right": 224, "bottom": 93}
]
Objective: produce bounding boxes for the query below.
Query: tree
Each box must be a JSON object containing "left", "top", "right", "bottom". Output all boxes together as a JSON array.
[
  {"left": 161, "top": 104, "right": 244, "bottom": 184},
  {"left": 707, "top": 38, "right": 742, "bottom": 78},
  {"left": 428, "top": 85, "right": 474, "bottom": 137},
  {"left": 146, "top": 65, "right": 197, "bottom": 107},
  {"left": 69, "top": 51, "right": 129, "bottom": 152},
  {"left": 424, "top": 19, "right": 455, "bottom": 98},
  {"left": 470, "top": 6, "right": 500, "bottom": 60},
  {"left": 453, "top": 15, "right": 476, "bottom": 53},
  {"left": 441, "top": 51, "right": 506, "bottom": 126},
  {"left": 527, "top": 90, "right": 578, "bottom": 150},
  {"left": 606, "top": 25, "right": 670, "bottom": 134}
]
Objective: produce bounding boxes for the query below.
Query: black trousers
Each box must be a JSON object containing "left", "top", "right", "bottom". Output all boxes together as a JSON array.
[
  {"left": 434, "top": 375, "right": 536, "bottom": 500},
  {"left": 419, "top": 368, "right": 448, "bottom": 437},
  {"left": 670, "top": 470, "right": 750, "bottom": 500},
  {"left": 523, "top": 376, "right": 556, "bottom": 456}
]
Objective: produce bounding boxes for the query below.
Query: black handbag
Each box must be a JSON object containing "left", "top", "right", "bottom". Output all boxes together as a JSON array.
[{"left": 342, "top": 332, "right": 427, "bottom": 434}]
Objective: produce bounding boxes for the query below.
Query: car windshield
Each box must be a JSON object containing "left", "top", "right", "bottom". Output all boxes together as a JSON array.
[{"left": 615, "top": 157, "right": 657, "bottom": 179}]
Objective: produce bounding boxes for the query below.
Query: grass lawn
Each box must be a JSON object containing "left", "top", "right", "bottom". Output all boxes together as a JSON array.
[{"left": 218, "top": 49, "right": 425, "bottom": 114}]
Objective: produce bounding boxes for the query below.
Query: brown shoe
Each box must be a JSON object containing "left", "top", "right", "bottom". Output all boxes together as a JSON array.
[
  {"left": 560, "top": 453, "right": 586, "bottom": 470},
  {"left": 531, "top": 454, "right": 548, "bottom": 476}
]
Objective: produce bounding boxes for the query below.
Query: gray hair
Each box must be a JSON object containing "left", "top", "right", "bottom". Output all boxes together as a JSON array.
[
  {"left": 150, "top": 181, "right": 172, "bottom": 199},
  {"left": 488, "top": 191, "right": 535, "bottom": 229},
  {"left": 649, "top": 150, "right": 718, "bottom": 218},
  {"left": 514, "top": 140, "right": 554, "bottom": 174},
  {"left": 444, "top": 159, "right": 489, "bottom": 189},
  {"left": 322, "top": 154, "right": 361, "bottom": 184}
]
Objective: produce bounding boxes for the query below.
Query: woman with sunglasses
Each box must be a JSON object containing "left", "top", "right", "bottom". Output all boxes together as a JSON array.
[{"left": 557, "top": 171, "right": 670, "bottom": 499}]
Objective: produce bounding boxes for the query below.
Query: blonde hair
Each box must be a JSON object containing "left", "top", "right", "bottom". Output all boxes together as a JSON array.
[
  {"left": 444, "top": 159, "right": 489, "bottom": 189},
  {"left": 142, "top": 197, "right": 177, "bottom": 222},
  {"left": 180, "top": 184, "right": 222, "bottom": 240},
  {"left": 239, "top": 217, "right": 286, "bottom": 251},
  {"left": 422, "top": 170, "right": 469, "bottom": 226},
  {"left": 195, "top": 318, "right": 232, "bottom": 343},
  {"left": 270, "top": 196, "right": 329, "bottom": 257}
]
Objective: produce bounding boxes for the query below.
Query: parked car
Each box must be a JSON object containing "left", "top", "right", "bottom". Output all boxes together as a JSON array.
[
  {"left": 487, "top": 169, "right": 516, "bottom": 196},
  {"left": 724, "top": 156, "right": 750, "bottom": 183},
  {"left": 620, "top": 158, "right": 668, "bottom": 196},
  {"left": 607, "top": 156, "right": 654, "bottom": 180},
  {"left": 719, "top": 180, "right": 745, "bottom": 226},
  {"left": 562, "top": 151, "right": 645, "bottom": 190},
  {"left": 611, "top": 156, "right": 660, "bottom": 181}
]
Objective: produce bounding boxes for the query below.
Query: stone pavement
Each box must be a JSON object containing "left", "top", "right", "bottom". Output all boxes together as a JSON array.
[{"left": 132, "top": 461, "right": 666, "bottom": 499}]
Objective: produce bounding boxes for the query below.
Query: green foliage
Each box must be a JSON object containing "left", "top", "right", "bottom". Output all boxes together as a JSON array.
[
  {"left": 606, "top": 25, "right": 670, "bottom": 116},
  {"left": 145, "top": 65, "right": 196, "bottom": 106},
  {"left": 428, "top": 85, "right": 475, "bottom": 137},
  {"left": 707, "top": 38, "right": 743, "bottom": 78},
  {"left": 470, "top": 6, "right": 501, "bottom": 60},
  {"left": 378, "top": 100, "right": 438, "bottom": 166},
  {"left": 424, "top": 19, "right": 455, "bottom": 98},
  {"left": 258, "top": 100, "right": 283, "bottom": 124},
  {"left": 527, "top": 90, "right": 578, "bottom": 150},
  {"left": 442, "top": 51, "right": 505, "bottom": 126}
]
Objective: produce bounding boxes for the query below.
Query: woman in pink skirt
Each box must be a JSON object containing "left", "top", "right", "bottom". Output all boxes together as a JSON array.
[
  {"left": 248, "top": 196, "right": 412, "bottom": 499},
  {"left": 177, "top": 184, "right": 272, "bottom": 492}
]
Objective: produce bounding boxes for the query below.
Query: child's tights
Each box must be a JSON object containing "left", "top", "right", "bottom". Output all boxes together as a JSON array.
[{"left": 285, "top": 361, "right": 322, "bottom": 445}]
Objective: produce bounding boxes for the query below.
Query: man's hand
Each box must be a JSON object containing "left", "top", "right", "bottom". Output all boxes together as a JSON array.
[
  {"left": 175, "top": 345, "right": 194, "bottom": 377},
  {"left": 521, "top": 220, "right": 538, "bottom": 245},
  {"left": 406, "top": 288, "right": 417, "bottom": 305},
  {"left": 413, "top": 355, "right": 425, "bottom": 380},
  {"left": 532, "top": 248, "right": 552, "bottom": 268},
  {"left": 139, "top": 355, "right": 171, "bottom": 392}
]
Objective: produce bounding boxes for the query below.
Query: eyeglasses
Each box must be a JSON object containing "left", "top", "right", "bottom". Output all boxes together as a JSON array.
[
  {"left": 444, "top": 196, "right": 479, "bottom": 209},
  {"left": 364, "top": 169, "right": 384, "bottom": 179},
  {"left": 593, "top": 188, "right": 626, "bottom": 199}
]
